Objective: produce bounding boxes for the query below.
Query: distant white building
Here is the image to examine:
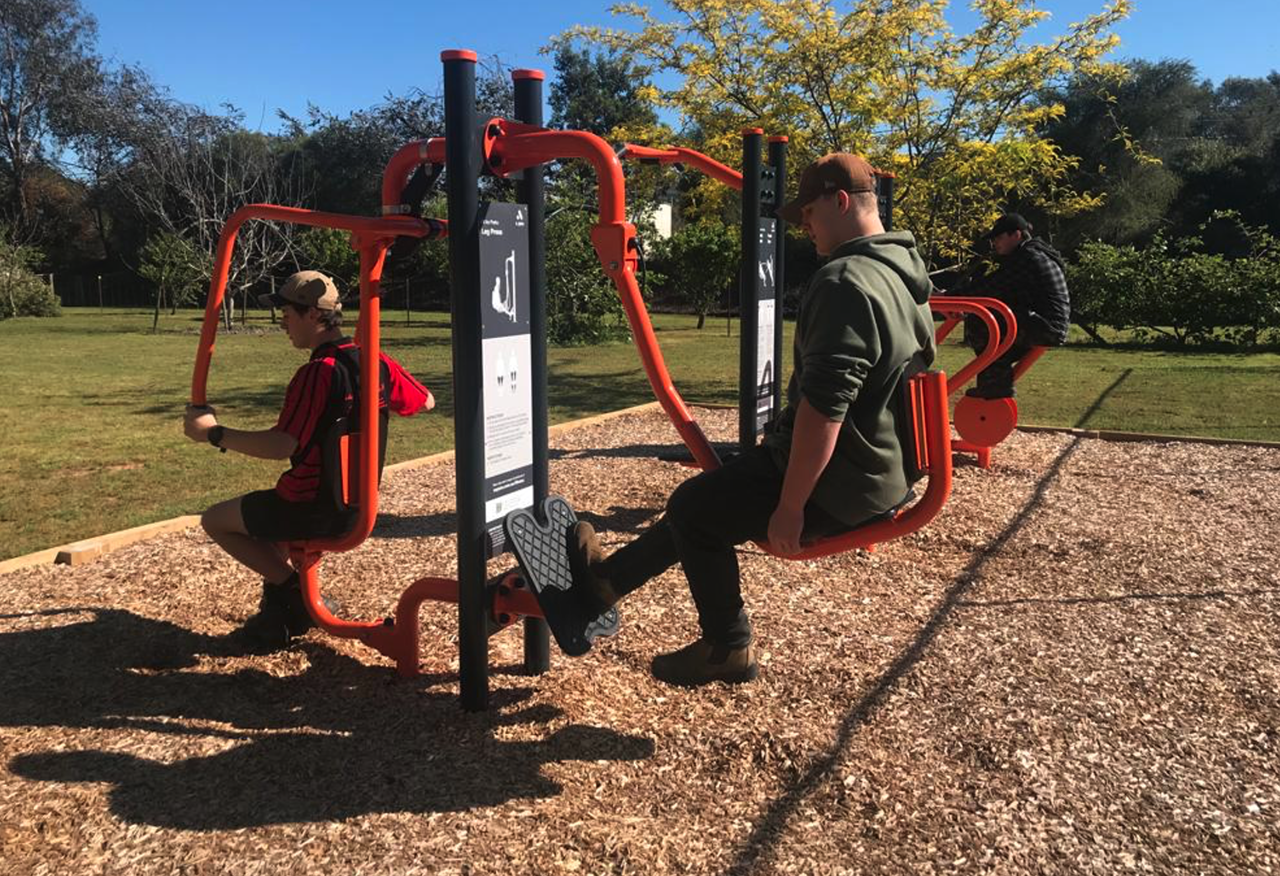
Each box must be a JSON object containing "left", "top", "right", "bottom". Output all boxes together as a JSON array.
[{"left": 652, "top": 202, "right": 674, "bottom": 239}]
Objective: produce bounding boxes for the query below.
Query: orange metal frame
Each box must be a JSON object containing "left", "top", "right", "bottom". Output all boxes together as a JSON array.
[
  {"left": 619, "top": 143, "right": 745, "bottom": 190},
  {"left": 928, "top": 297, "right": 1011, "bottom": 396},
  {"left": 494, "top": 125, "right": 953, "bottom": 559},
  {"left": 191, "top": 204, "right": 494, "bottom": 674},
  {"left": 191, "top": 121, "right": 959, "bottom": 675},
  {"left": 929, "top": 296, "right": 1051, "bottom": 467}
]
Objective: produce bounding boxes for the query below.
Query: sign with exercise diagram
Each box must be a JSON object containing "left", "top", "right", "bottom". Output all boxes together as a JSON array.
[
  {"left": 479, "top": 202, "right": 533, "bottom": 556},
  {"left": 755, "top": 218, "right": 777, "bottom": 431}
]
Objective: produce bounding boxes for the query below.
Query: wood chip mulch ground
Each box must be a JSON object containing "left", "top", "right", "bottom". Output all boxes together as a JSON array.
[{"left": 2, "top": 407, "right": 1277, "bottom": 875}]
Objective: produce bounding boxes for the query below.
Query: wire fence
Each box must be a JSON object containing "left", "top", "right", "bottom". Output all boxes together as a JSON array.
[
  {"left": 47, "top": 271, "right": 453, "bottom": 318},
  {"left": 48, "top": 271, "right": 153, "bottom": 308}
]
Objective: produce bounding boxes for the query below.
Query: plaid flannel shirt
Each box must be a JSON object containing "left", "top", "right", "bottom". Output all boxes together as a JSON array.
[{"left": 956, "top": 238, "right": 1071, "bottom": 345}]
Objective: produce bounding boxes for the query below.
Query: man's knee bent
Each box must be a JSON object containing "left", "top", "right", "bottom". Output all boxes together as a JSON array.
[
  {"left": 665, "top": 477, "right": 702, "bottom": 531},
  {"left": 201, "top": 497, "right": 249, "bottom": 539},
  {"left": 666, "top": 473, "right": 733, "bottom": 538}
]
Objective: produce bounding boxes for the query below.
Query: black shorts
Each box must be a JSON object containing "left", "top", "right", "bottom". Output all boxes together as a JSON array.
[{"left": 240, "top": 489, "right": 357, "bottom": 542}]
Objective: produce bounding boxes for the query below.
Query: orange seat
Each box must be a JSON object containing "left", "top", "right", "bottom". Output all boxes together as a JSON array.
[{"left": 758, "top": 370, "right": 953, "bottom": 560}]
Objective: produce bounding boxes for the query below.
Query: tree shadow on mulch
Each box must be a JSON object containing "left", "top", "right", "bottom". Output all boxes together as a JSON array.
[
  {"left": 2, "top": 608, "right": 653, "bottom": 830},
  {"left": 724, "top": 437, "right": 1090, "bottom": 875},
  {"left": 550, "top": 441, "right": 738, "bottom": 463},
  {"left": 372, "top": 511, "right": 457, "bottom": 538},
  {"left": 723, "top": 425, "right": 1278, "bottom": 874}
]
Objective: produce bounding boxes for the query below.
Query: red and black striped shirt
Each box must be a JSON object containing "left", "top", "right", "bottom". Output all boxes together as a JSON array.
[
  {"left": 272, "top": 339, "right": 431, "bottom": 502},
  {"left": 273, "top": 351, "right": 342, "bottom": 502}
]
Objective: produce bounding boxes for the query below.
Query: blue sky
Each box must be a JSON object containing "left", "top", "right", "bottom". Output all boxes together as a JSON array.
[{"left": 84, "top": 1, "right": 1279, "bottom": 132}]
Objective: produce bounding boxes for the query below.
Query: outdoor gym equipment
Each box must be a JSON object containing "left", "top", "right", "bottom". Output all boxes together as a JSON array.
[
  {"left": 193, "top": 60, "right": 586, "bottom": 712},
  {"left": 621, "top": 135, "right": 898, "bottom": 456},
  {"left": 622, "top": 133, "right": 786, "bottom": 455},
  {"left": 931, "top": 297, "right": 1049, "bottom": 468},
  {"left": 191, "top": 50, "right": 956, "bottom": 711}
]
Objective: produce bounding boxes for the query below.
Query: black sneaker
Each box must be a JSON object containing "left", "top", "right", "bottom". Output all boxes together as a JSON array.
[
  {"left": 232, "top": 580, "right": 295, "bottom": 653},
  {"left": 279, "top": 580, "right": 344, "bottom": 637},
  {"left": 964, "top": 385, "right": 1015, "bottom": 400},
  {"left": 230, "top": 573, "right": 340, "bottom": 653}
]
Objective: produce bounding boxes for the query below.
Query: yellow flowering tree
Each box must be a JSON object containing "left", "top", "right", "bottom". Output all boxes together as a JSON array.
[{"left": 552, "top": 0, "right": 1131, "bottom": 263}]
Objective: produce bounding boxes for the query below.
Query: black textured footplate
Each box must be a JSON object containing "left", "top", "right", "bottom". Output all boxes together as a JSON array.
[{"left": 504, "top": 496, "right": 619, "bottom": 656}]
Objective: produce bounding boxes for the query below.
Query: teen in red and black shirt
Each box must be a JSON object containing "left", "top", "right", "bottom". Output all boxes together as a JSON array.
[{"left": 183, "top": 271, "right": 433, "bottom": 650}]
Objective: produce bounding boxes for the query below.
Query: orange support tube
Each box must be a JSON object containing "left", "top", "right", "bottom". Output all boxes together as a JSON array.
[
  {"left": 619, "top": 144, "right": 744, "bottom": 191},
  {"left": 305, "top": 237, "right": 387, "bottom": 553},
  {"left": 191, "top": 203, "right": 449, "bottom": 674},
  {"left": 491, "top": 125, "right": 722, "bottom": 471},
  {"left": 380, "top": 138, "right": 447, "bottom": 215},
  {"left": 1013, "top": 345, "right": 1049, "bottom": 381}
]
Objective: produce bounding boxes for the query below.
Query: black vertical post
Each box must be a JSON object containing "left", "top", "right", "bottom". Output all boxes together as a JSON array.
[
  {"left": 768, "top": 136, "right": 788, "bottom": 425},
  {"left": 513, "top": 68, "right": 551, "bottom": 674},
  {"left": 878, "top": 174, "right": 895, "bottom": 231},
  {"left": 738, "top": 128, "right": 763, "bottom": 453},
  {"left": 443, "top": 49, "right": 489, "bottom": 712}
]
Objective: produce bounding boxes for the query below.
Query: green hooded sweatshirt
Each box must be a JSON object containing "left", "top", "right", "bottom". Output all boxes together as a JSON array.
[{"left": 763, "top": 231, "right": 937, "bottom": 526}]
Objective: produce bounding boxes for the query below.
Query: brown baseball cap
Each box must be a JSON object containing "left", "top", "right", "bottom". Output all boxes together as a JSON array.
[
  {"left": 776, "top": 153, "right": 878, "bottom": 223},
  {"left": 258, "top": 270, "right": 342, "bottom": 311}
]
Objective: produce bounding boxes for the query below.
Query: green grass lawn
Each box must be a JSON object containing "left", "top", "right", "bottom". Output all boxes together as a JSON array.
[{"left": 2, "top": 308, "right": 1277, "bottom": 561}]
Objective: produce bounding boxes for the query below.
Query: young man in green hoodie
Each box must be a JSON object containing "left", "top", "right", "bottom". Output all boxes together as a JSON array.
[{"left": 570, "top": 153, "right": 938, "bottom": 687}]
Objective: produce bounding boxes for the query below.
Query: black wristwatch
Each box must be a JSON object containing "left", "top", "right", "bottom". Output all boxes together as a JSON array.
[{"left": 207, "top": 425, "right": 227, "bottom": 452}]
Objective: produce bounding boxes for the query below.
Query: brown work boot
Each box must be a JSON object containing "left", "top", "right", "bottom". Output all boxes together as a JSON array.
[
  {"left": 233, "top": 579, "right": 295, "bottom": 654},
  {"left": 568, "top": 521, "right": 620, "bottom": 612},
  {"left": 232, "top": 573, "right": 341, "bottom": 654},
  {"left": 651, "top": 638, "right": 759, "bottom": 687}
]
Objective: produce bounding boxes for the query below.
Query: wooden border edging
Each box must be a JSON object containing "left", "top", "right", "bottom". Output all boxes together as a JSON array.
[
  {"left": 11, "top": 404, "right": 1268, "bottom": 576},
  {"left": 0, "top": 516, "right": 202, "bottom": 576},
  {"left": 1, "top": 402, "right": 665, "bottom": 576},
  {"left": 1017, "top": 424, "right": 1280, "bottom": 450}
]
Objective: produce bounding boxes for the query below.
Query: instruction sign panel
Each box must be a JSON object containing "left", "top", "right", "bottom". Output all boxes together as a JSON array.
[
  {"left": 755, "top": 219, "right": 777, "bottom": 431},
  {"left": 480, "top": 202, "right": 533, "bottom": 557}
]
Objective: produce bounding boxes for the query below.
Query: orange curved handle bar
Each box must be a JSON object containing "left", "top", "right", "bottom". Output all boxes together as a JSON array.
[
  {"left": 191, "top": 205, "right": 440, "bottom": 560},
  {"left": 489, "top": 124, "right": 722, "bottom": 471},
  {"left": 191, "top": 205, "right": 437, "bottom": 406},
  {"left": 936, "top": 297, "right": 1013, "bottom": 358},
  {"left": 380, "top": 138, "right": 446, "bottom": 215},
  {"left": 929, "top": 297, "right": 1012, "bottom": 397},
  {"left": 618, "top": 144, "right": 744, "bottom": 191}
]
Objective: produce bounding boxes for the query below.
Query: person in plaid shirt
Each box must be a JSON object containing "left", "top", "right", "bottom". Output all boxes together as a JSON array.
[{"left": 952, "top": 213, "right": 1071, "bottom": 398}]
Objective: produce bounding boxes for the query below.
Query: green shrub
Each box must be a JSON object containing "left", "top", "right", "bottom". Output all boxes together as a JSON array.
[
  {"left": 0, "top": 231, "right": 60, "bottom": 320},
  {"left": 1067, "top": 240, "right": 1143, "bottom": 341},
  {"left": 544, "top": 208, "right": 631, "bottom": 346},
  {"left": 2, "top": 272, "right": 61, "bottom": 318},
  {"left": 297, "top": 226, "right": 361, "bottom": 295},
  {"left": 1067, "top": 219, "right": 1280, "bottom": 348},
  {"left": 652, "top": 220, "right": 739, "bottom": 329}
]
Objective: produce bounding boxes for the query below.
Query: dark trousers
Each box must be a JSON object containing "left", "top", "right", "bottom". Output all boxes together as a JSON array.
[
  {"left": 601, "top": 445, "right": 850, "bottom": 648},
  {"left": 965, "top": 314, "right": 1041, "bottom": 396}
]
